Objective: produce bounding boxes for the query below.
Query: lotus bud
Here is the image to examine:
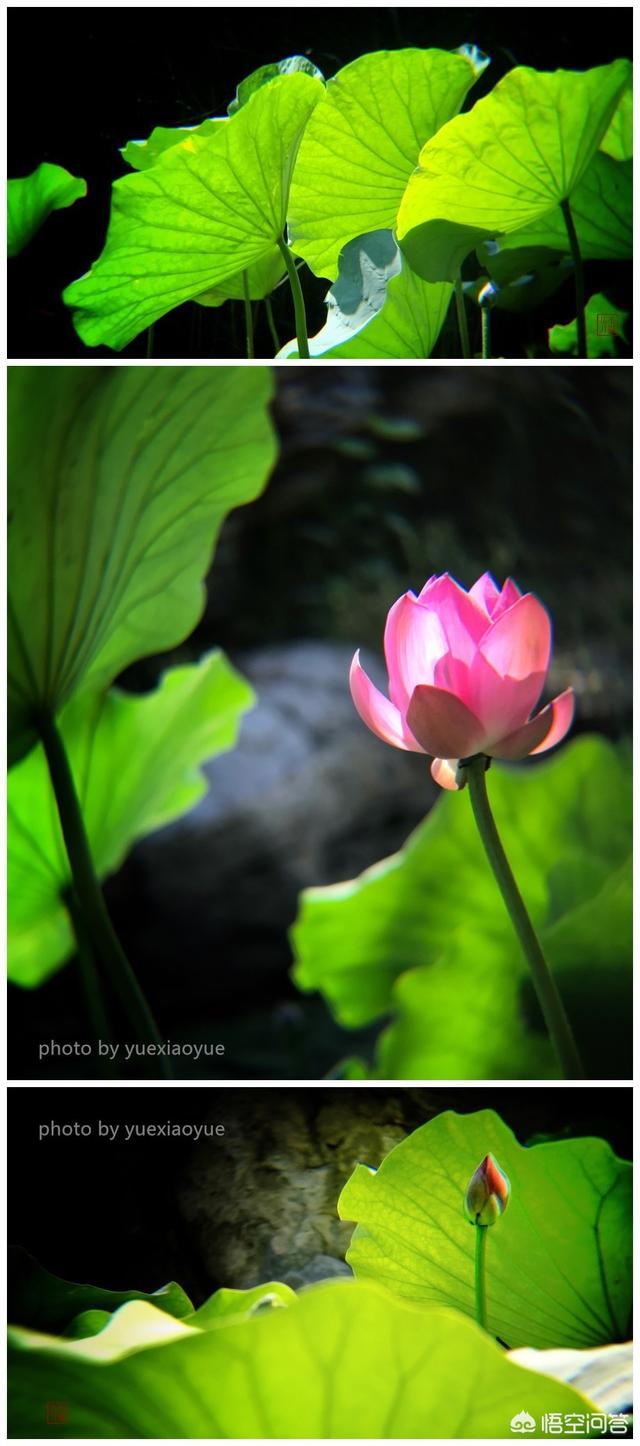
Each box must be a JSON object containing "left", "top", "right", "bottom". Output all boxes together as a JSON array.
[{"left": 465, "top": 1153, "right": 510, "bottom": 1226}]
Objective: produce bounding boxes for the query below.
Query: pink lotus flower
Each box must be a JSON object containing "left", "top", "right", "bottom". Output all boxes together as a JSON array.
[{"left": 350, "top": 572, "right": 574, "bottom": 790}]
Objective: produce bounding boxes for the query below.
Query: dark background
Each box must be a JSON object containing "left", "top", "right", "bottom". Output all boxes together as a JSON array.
[
  {"left": 8, "top": 1085, "right": 632, "bottom": 1310},
  {"left": 7, "top": 6, "right": 633, "bottom": 358},
  {"left": 8, "top": 366, "right": 633, "bottom": 1082}
]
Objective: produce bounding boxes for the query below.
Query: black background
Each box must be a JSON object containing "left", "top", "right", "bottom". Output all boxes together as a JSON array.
[{"left": 7, "top": 6, "right": 633, "bottom": 357}]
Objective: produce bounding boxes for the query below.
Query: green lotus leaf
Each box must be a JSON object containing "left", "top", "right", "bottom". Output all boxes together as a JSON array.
[
  {"left": 339, "top": 1110, "right": 632, "bottom": 1352},
  {"left": 477, "top": 154, "right": 632, "bottom": 266},
  {"left": 279, "top": 230, "right": 452, "bottom": 358},
  {"left": 63, "top": 73, "right": 323, "bottom": 349},
  {"left": 8, "top": 162, "right": 86, "bottom": 256},
  {"left": 288, "top": 47, "right": 489, "bottom": 282},
  {"left": 124, "top": 123, "right": 286, "bottom": 307},
  {"left": 121, "top": 119, "right": 226, "bottom": 171},
  {"left": 8, "top": 1280, "right": 602, "bottom": 1438},
  {"left": 228, "top": 55, "right": 325, "bottom": 114},
  {"left": 291, "top": 737, "right": 631, "bottom": 1080},
  {"left": 65, "top": 1312, "right": 113, "bottom": 1340},
  {"left": 194, "top": 246, "right": 285, "bottom": 306},
  {"left": 8, "top": 366, "right": 274, "bottom": 764},
  {"left": 8, "top": 653, "right": 254, "bottom": 987},
  {"left": 397, "top": 60, "right": 632, "bottom": 281},
  {"left": 67, "top": 1285, "right": 296, "bottom": 1341},
  {"left": 378, "top": 856, "right": 631, "bottom": 1081},
  {"left": 187, "top": 1283, "right": 297, "bottom": 1327},
  {"left": 8, "top": 1250, "right": 193, "bottom": 1335},
  {"left": 549, "top": 293, "right": 629, "bottom": 357},
  {"left": 600, "top": 85, "right": 633, "bottom": 161}
]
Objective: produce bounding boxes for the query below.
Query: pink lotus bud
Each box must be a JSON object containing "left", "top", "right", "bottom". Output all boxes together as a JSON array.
[
  {"left": 349, "top": 572, "right": 574, "bottom": 790},
  {"left": 465, "top": 1153, "right": 510, "bottom": 1226}
]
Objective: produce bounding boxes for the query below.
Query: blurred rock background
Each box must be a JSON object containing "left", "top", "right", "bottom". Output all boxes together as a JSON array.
[{"left": 10, "top": 367, "right": 631, "bottom": 1079}]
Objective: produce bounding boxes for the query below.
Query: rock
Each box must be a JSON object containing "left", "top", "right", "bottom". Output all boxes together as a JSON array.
[
  {"left": 120, "top": 642, "right": 434, "bottom": 1008},
  {"left": 177, "top": 1089, "right": 435, "bottom": 1290}
]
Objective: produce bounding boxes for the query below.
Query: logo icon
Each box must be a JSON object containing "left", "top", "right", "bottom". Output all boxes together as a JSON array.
[
  {"left": 45, "top": 1402, "right": 69, "bottom": 1426},
  {"left": 510, "top": 1410, "right": 536, "bottom": 1434},
  {"left": 595, "top": 313, "right": 620, "bottom": 337}
]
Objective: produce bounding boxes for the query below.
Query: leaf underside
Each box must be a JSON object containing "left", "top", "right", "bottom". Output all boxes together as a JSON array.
[
  {"left": 339, "top": 1108, "right": 631, "bottom": 1351},
  {"left": 63, "top": 74, "right": 323, "bottom": 349},
  {"left": 8, "top": 365, "right": 275, "bottom": 764},
  {"left": 397, "top": 60, "right": 632, "bottom": 280}
]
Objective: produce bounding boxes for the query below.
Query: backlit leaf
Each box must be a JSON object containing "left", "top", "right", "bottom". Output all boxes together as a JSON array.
[
  {"left": 8, "top": 1280, "right": 601, "bottom": 1438},
  {"left": 194, "top": 247, "right": 286, "bottom": 306},
  {"left": 288, "top": 47, "right": 489, "bottom": 281},
  {"left": 228, "top": 56, "right": 325, "bottom": 114},
  {"left": 8, "top": 653, "right": 254, "bottom": 987},
  {"left": 8, "top": 1250, "right": 193, "bottom": 1335},
  {"left": 8, "top": 163, "right": 86, "bottom": 256},
  {"left": 121, "top": 119, "right": 286, "bottom": 299},
  {"left": 477, "top": 154, "right": 632, "bottom": 266},
  {"left": 599, "top": 85, "right": 633, "bottom": 161},
  {"left": 339, "top": 1110, "right": 632, "bottom": 1351},
  {"left": 63, "top": 74, "right": 323, "bottom": 349},
  {"left": 549, "top": 293, "right": 629, "bottom": 357},
  {"left": 397, "top": 60, "right": 632, "bottom": 281},
  {"left": 8, "top": 366, "right": 275, "bottom": 763},
  {"left": 121, "top": 120, "right": 226, "bottom": 171},
  {"left": 291, "top": 738, "right": 631, "bottom": 1080}
]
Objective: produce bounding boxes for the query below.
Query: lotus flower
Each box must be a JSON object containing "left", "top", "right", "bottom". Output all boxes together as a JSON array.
[
  {"left": 465, "top": 1153, "right": 511, "bottom": 1226},
  {"left": 349, "top": 572, "right": 574, "bottom": 790}
]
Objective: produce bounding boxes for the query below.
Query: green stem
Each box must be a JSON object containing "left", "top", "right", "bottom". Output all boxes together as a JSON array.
[
  {"left": 481, "top": 306, "right": 491, "bottom": 361},
  {"left": 264, "top": 295, "right": 280, "bottom": 355},
  {"left": 242, "top": 270, "right": 255, "bottom": 359},
  {"left": 276, "top": 236, "right": 309, "bottom": 358},
  {"left": 69, "top": 894, "right": 112, "bottom": 1042},
  {"left": 560, "top": 198, "right": 587, "bottom": 359},
  {"left": 146, "top": 323, "right": 155, "bottom": 359},
  {"left": 463, "top": 756, "right": 584, "bottom": 1080},
  {"left": 475, "top": 1224, "right": 488, "bottom": 1330},
  {"left": 68, "top": 892, "right": 117, "bottom": 1079},
  {"left": 454, "top": 275, "right": 471, "bottom": 359},
  {"left": 37, "top": 710, "right": 171, "bottom": 1079}
]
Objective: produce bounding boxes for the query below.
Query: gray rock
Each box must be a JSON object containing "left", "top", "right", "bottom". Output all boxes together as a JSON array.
[
  {"left": 127, "top": 642, "right": 434, "bottom": 999},
  {"left": 177, "top": 1089, "right": 434, "bottom": 1290}
]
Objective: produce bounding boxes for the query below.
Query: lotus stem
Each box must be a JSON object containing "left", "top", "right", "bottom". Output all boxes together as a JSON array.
[
  {"left": 454, "top": 275, "right": 471, "bottom": 359},
  {"left": 67, "top": 891, "right": 117, "bottom": 1078},
  {"left": 475, "top": 1223, "right": 488, "bottom": 1330},
  {"left": 37, "top": 710, "right": 170, "bottom": 1078},
  {"left": 242, "top": 270, "right": 255, "bottom": 359},
  {"left": 481, "top": 305, "right": 491, "bottom": 360},
  {"left": 277, "top": 236, "right": 310, "bottom": 359},
  {"left": 560, "top": 198, "right": 587, "bottom": 359},
  {"left": 264, "top": 296, "right": 280, "bottom": 355},
  {"left": 462, "top": 755, "right": 584, "bottom": 1080}
]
